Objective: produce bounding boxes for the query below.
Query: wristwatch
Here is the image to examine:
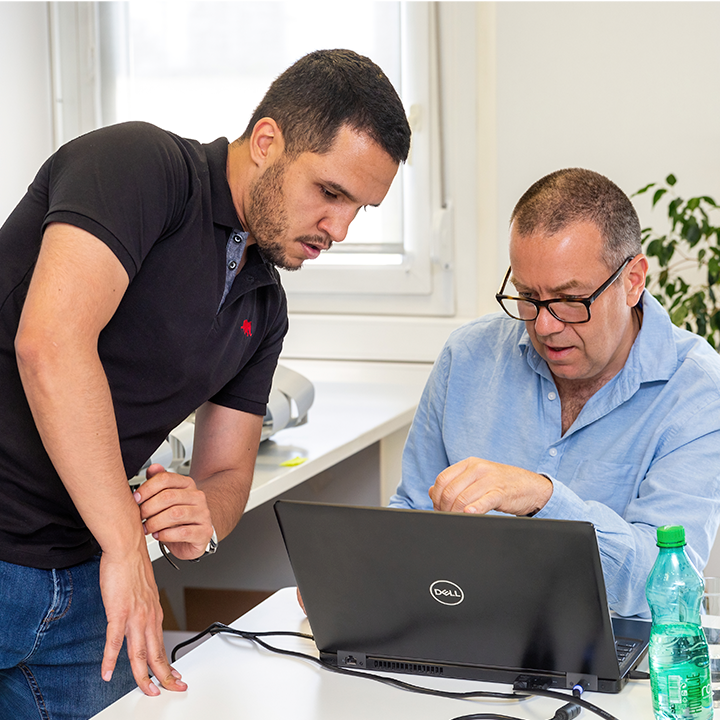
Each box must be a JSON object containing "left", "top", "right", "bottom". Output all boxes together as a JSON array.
[{"left": 190, "top": 526, "right": 218, "bottom": 562}]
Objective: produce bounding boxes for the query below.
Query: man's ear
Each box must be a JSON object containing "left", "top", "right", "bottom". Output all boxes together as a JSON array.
[
  {"left": 626, "top": 253, "right": 649, "bottom": 306},
  {"left": 248, "top": 118, "right": 285, "bottom": 168}
]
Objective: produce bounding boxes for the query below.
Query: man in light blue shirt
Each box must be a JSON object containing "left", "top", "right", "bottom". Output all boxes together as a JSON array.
[{"left": 391, "top": 168, "right": 720, "bottom": 618}]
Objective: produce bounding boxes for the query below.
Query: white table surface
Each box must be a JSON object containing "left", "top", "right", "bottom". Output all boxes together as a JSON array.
[
  {"left": 248, "top": 359, "right": 432, "bottom": 511},
  {"left": 147, "top": 359, "right": 432, "bottom": 559},
  {"left": 93, "top": 587, "right": 656, "bottom": 720}
]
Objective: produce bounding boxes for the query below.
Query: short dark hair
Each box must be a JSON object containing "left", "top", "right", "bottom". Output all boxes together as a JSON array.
[
  {"left": 510, "top": 168, "right": 641, "bottom": 268},
  {"left": 240, "top": 49, "right": 411, "bottom": 164}
]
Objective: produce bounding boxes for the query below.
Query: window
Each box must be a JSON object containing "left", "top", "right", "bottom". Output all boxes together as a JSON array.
[{"left": 50, "top": 1, "right": 455, "bottom": 318}]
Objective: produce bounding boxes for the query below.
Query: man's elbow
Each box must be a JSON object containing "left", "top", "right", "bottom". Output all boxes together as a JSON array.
[
  {"left": 15, "top": 324, "right": 48, "bottom": 378},
  {"left": 14, "top": 322, "right": 77, "bottom": 385}
]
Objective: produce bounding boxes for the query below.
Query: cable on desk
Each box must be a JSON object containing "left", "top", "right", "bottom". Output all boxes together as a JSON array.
[{"left": 171, "top": 624, "right": 621, "bottom": 720}]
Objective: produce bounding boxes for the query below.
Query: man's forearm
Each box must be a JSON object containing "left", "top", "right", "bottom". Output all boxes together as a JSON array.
[
  {"left": 16, "top": 338, "right": 144, "bottom": 556},
  {"left": 15, "top": 222, "right": 142, "bottom": 556},
  {"left": 189, "top": 402, "right": 264, "bottom": 542},
  {"left": 198, "top": 468, "right": 254, "bottom": 541}
]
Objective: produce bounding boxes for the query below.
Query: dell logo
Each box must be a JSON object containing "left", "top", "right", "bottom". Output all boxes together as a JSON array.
[{"left": 429, "top": 580, "right": 464, "bottom": 606}]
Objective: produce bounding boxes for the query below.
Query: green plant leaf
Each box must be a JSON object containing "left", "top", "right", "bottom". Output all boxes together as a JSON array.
[
  {"left": 646, "top": 238, "right": 663, "bottom": 256},
  {"left": 634, "top": 183, "right": 656, "bottom": 197},
  {"left": 709, "top": 257, "right": 720, "bottom": 285},
  {"left": 711, "top": 310, "right": 720, "bottom": 332},
  {"left": 666, "top": 174, "right": 677, "bottom": 186},
  {"left": 659, "top": 241, "right": 676, "bottom": 265},
  {"left": 671, "top": 304, "right": 689, "bottom": 326},
  {"left": 652, "top": 188, "right": 667, "bottom": 207},
  {"left": 684, "top": 219, "right": 701, "bottom": 246},
  {"left": 668, "top": 198, "right": 683, "bottom": 224}
]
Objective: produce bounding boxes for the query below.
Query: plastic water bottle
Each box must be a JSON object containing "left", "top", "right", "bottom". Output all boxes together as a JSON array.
[{"left": 646, "top": 525, "right": 713, "bottom": 719}]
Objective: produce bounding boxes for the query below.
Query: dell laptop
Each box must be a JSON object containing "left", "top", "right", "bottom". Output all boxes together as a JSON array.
[{"left": 274, "top": 500, "right": 650, "bottom": 693}]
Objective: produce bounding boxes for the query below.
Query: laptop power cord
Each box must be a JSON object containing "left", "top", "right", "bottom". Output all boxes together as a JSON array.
[{"left": 171, "top": 624, "right": 621, "bottom": 720}]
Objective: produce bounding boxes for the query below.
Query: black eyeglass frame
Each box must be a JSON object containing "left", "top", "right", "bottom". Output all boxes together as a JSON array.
[{"left": 495, "top": 256, "right": 635, "bottom": 325}]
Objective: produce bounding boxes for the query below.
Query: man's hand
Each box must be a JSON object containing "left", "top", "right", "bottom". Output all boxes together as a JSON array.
[
  {"left": 429, "top": 457, "right": 553, "bottom": 517},
  {"left": 99, "top": 546, "right": 187, "bottom": 696},
  {"left": 135, "top": 464, "right": 214, "bottom": 560}
]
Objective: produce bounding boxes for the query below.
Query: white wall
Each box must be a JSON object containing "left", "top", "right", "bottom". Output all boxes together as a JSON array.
[
  {"left": 0, "top": 2, "right": 54, "bottom": 224},
  {"left": 483, "top": 1, "right": 720, "bottom": 313}
]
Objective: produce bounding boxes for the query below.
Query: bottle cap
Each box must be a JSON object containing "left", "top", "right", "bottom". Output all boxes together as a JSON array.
[{"left": 656, "top": 525, "right": 686, "bottom": 547}]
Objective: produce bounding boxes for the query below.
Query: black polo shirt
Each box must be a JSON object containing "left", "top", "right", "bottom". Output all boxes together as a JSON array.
[{"left": 0, "top": 122, "right": 288, "bottom": 569}]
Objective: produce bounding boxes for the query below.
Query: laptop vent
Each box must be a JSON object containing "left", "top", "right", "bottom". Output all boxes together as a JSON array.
[{"left": 370, "top": 659, "right": 445, "bottom": 676}]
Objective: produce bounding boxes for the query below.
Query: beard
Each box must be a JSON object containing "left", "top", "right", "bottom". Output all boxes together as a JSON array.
[{"left": 245, "top": 159, "right": 331, "bottom": 271}]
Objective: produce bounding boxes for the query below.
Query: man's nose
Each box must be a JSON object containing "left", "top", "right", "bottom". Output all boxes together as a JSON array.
[
  {"left": 533, "top": 305, "right": 566, "bottom": 335},
  {"left": 318, "top": 208, "right": 356, "bottom": 243}
]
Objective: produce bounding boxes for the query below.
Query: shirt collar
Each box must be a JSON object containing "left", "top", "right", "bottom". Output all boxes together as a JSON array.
[
  {"left": 204, "top": 138, "right": 277, "bottom": 271},
  {"left": 204, "top": 137, "right": 243, "bottom": 230}
]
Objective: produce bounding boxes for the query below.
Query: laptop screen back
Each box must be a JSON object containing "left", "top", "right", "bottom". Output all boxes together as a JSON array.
[{"left": 274, "top": 501, "right": 647, "bottom": 692}]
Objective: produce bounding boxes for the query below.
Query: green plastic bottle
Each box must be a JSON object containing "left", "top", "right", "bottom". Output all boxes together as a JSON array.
[{"left": 646, "top": 525, "right": 713, "bottom": 719}]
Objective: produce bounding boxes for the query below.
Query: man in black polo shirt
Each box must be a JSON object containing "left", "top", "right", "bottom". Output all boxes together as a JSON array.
[{"left": 0, "top": 49, "right": 410, "bottom": 719}]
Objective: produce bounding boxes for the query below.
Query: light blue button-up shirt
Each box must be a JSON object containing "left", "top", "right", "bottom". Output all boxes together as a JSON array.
[{"left": 391, "top": 291, "right": 720, "bottom": 617}]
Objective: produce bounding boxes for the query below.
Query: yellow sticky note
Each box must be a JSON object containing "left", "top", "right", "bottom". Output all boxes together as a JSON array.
[{"left": 280, "top": 456, "right": 307, "bottom": 467}]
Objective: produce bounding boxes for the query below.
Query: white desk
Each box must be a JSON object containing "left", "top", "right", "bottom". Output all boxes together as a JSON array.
[
  {"left": 249, "top": 359, "right": 432, "bottom": 511},
  {"left": 93, "top": 587, "right": 655, "bottom": 720}
]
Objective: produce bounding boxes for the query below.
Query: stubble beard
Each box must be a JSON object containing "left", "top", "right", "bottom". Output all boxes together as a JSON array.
[
  {"left": 246, "top": 159, "right": 298, "bottom": 271},
  {"left": 246, "top": 159, "right": 331, "bottom": 272}
]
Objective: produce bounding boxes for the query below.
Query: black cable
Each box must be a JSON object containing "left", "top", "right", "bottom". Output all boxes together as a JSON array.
[
  {"left": 452, "top": 684, "right": 583, "bottom": 720},
  {"left": 171, "top": 624, "right": 621, "bottom": 720},
  {"left": 450, "top": 714, "right": 523, "bottom": 720},
  {"left": 450, "top": 704, "right": 581, "bottom": 720}
]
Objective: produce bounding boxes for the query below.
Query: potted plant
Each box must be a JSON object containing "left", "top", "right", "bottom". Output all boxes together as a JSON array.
[{"left": 634, "top": 175, "right": 720, "bottom": 350}]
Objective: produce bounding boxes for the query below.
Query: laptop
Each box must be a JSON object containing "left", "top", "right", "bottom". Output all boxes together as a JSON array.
[{"left": 274, "top": 500, "right": 650, "bottom": 693}]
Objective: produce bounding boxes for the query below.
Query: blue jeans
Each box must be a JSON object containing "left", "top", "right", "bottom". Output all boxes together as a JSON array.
[{"left": 0, "top": 555, "right": 134, "bottom": 720}]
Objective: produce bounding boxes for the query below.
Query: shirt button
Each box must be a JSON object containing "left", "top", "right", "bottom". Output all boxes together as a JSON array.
[
  {"left": 233, "top": 234, "right": 242, "bottom": 243},
  {"left": 228, "top": 260, "right": 237, "bottom": 270},
  {"left": 548, "top": 392, "right": 557, "bottom": 401},
  {"left": 549, "top": 448, "right": 558, "bottom": 457}
]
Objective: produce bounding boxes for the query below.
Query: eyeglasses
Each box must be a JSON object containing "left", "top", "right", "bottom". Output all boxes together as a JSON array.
[{"left": 495, "top": 256, "right": 634, "bottom": 324}]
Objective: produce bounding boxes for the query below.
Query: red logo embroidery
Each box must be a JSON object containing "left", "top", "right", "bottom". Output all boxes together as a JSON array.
[{"left": 242, "top": 319, "right": 252, "bottom": 337}]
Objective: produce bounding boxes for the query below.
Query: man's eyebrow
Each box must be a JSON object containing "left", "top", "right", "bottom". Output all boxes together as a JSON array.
[
  {"left": 324, "top": 180, "right": 380, "bottom": 208},
  {"left": 510, "top": 274, "right": 586, "bottom": 295}
]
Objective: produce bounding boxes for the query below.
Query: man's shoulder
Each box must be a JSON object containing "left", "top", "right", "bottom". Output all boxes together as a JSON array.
[
  {"left": 672, "top": 325, "right": 720, "bottom": 391},
  {"left": 641, "top": 293, "right": 720, "bottom": 397},
  {"left": 432, "top": 312, "right": 530, "bottom": 379},
  {"left": 55, "top": 122, "right": 201, "bottom": 172},
  {"left": 634, "top": 292, "right": 719, "bottom": 387}
]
